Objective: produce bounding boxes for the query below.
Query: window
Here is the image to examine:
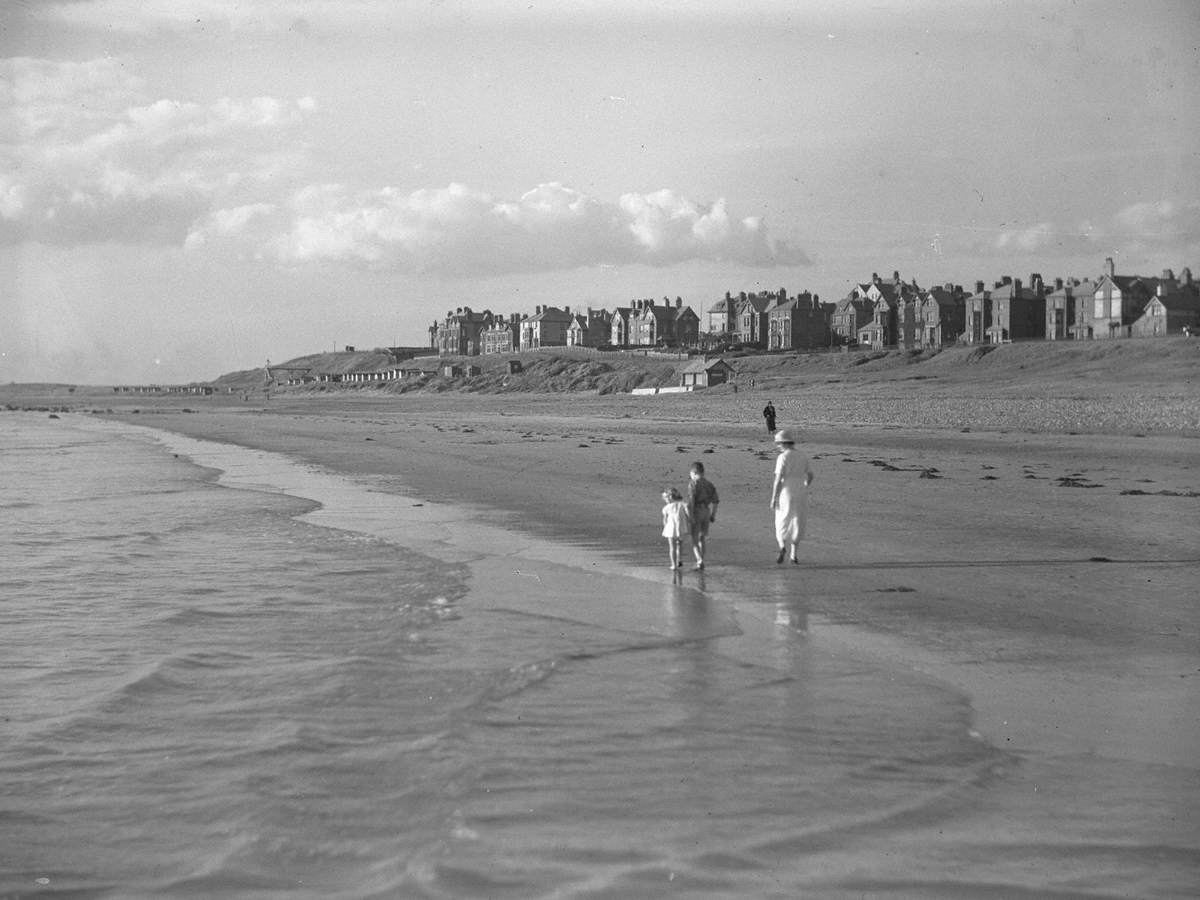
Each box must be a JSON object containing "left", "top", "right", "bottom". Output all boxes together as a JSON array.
[{"left": 1094, "top": 299, "right": 1105, "bottom": 319}]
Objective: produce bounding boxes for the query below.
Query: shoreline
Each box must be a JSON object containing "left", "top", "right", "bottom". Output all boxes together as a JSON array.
[{"left": 59, "top": 394, "right": 1200, "bottom": 772}]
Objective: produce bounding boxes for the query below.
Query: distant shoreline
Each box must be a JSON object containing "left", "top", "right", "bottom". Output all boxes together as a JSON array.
[{"left": 5, "top": 336, "right": 1199, "bottom": 438}]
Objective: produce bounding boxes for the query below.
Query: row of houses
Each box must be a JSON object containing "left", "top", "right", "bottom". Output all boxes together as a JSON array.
[
  {"left": 432, "top": 297, "right": 701, "bottom": 356},
  {"left": 113, "top": 384, "right": 216, "bottom": 395},
  {"left": 706, "top": 288, "right": 833, "bottom": 350},
  {"left": 832, "top": 259, "right": 1200, "bottom": 350},
  {"left": 430, "top": 257, "right": 1199, "bottom": 359}
]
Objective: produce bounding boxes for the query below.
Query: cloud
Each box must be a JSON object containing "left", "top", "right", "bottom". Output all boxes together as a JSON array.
[
  {"left": 986, "top": 201, "right": 1200, "bottom": 263},
  {"left": 183, "top": 203, "right": 277, "bottom": 251},
  {"left": 1112, "top": 200, "right": 1200, "bottom": 242},
  {"left": 3, "top": 57, "right": 804, "bottom": 269},
  {"left": 0, "top": 57, "right": 313, "bottom": 245},
  {"left": 246, "top": 181, "right": 806, "bottom": 275},
  {"left": 991, "top": 220, "right": 1101, "bottom": 257}
]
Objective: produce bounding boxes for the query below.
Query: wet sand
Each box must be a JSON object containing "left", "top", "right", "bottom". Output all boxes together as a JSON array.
[{"left": 93, "top": 389, "right": 1200, "bottom": 772}]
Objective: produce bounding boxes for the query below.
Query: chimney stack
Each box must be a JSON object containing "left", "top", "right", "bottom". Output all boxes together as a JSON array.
[{"left": 1105, "top": 257, "right": 1115, "bottom": 278}]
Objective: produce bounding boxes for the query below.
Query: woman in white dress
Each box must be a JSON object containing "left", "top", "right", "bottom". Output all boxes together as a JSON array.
[{"left": 769, "top": 428, "right": 813, "bottom": 564}]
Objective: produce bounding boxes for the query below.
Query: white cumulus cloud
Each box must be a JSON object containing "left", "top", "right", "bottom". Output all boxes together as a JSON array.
[
  {"left": 1112, "top": 200, "right": 1200, "bottom": 241},
  {"left": 0, "top": 57, "right": 314, "bottom": 245},
  {"left": 255, "top": 181, "right": 805, "bottom": 275},
  {"left": 992, "top": 220, "right": 1100, "bottom": 257}
]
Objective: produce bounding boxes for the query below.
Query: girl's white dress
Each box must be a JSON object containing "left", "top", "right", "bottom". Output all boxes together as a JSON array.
[
  {"left": 774, "top": 449, "right": 811, "bottom": 545},
  {"left": 661, "top": 500, "right": 691, "bottom": 539}
]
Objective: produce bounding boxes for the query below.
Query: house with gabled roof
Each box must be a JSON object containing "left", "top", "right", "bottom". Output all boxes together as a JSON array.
[
  {"left": 519, "top": 305, "right": 574, "bottom": 350},
  {"left": 482, "top": 314, "right": 521, "bottom": 354},
  {"left": 673, "top": 302, "right": 700, "bottom": 348},
  {"left": 1130, "top": 268, "right": 1198, "bottom": 336},
  {"left": 566, "top": 314, "right": 590, "bottom": 347},
  {"left": 1084, "top": 257, "right": 1161, "bottom": 339},
  {"left": 584, "top": 307, "right": 613, "bottom": 347},
  {"left": 434, "top": 306, "right": 494, "bottom": 356},
  {"left": 866, "top": 272, "right": 923, "bottom": 349},
  {"left": 730, "top": 291, "right": 779, "bottom": 347},
  {"left": 679, "top": 357, "right": 734, "bottom": 388},
  {"left": 767, "top": 291, "right": 829, "bottom": 350},
  {"left": 633, "top": 298, "right": 679, "bottom": 346},
  {"left": 706, "top": 294, "right": 733, "bottom": 336},
  {"left": 564, "top": 307, "right": 613, "bottom": 348},
  {"left": 916, "top": 284, "right": 966, "bottom": 348},
  {"left": 831, "top": 292, "right": 873, "bottom": 345},
  {"left": 1131, "top": 292, "right": 1200, "bottom": 337},
  {"left": 963, "top": 280, "right": 991, "bottom": 344},
  {"left": 610, "top": 306, "right": 635, "bottom": 347},
  {"left": 1045, "top": 278, "right": 1093, "bottom": 341},
  {"left": 986, "top": 274, "right": 1046, "bottom": 343},
  {"left": 834, "top": 272, "right": 911, "bottom": 347}
]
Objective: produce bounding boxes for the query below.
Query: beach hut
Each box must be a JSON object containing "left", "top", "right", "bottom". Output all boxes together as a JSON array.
[{"left": 679, "top": 358, "right": 734, "bottom": 388}]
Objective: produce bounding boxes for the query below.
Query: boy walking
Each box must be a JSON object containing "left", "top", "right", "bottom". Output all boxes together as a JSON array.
[{"left": 686, "top": 461, "right": 719, "bottom": 570}]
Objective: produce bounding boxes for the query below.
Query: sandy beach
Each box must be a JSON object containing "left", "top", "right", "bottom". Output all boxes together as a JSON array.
[
  {"left": 6, "top": 376, "right": 1199, "bottom": 895},
  {"left": 63, "top": 383, "right": 1195, "bottom": 771}
]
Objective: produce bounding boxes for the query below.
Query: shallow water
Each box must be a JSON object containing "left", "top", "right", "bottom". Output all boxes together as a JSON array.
[{"left": 2, "top": 412, "right": 1196, "bottom": 898}]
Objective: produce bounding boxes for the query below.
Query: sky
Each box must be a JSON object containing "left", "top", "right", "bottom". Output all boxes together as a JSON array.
[{"left": 2, "top": 0, "right": 1198, "bottom": 384}]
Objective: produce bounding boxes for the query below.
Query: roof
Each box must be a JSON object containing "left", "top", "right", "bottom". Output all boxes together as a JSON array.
[
  {"left": 1046, "top": 279, "right": 1096, "bottom": 299},
  {"left": 834, "top": 296, "right": 873, "bottom": 314},
  {"left": 639, "top": 303, "right": 676, "bottom": 322},
  {"left": 1095, "top": 273, "right": 1158, "bottom": 294},
  {"left": 921, "top": 291, "right": 961, "bottom": 309},
  {"left": 527, "top": 306, "right": 574, "bottom": 322},
  {"left": 443, "top": 308, "right": 493, "bottom": 324},
  {"left": 988, "top": 282, "right": 1039, "bottom": 301},
  {"left": 1150, "top": 292, "right": 1200, "bottom": 312},
  {"left": 680, "top": 357, "right": 733, "bottom": 374}
]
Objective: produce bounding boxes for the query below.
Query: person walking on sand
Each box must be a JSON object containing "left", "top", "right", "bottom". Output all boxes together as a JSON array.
[
  {"left": 661, "top": 487, "right": 691, "bottom": 569},
  {"left": 762, "top": 400, "right": 776, "bottom": 434},
  {"left": 769, "top": 428, "right": 813, "bottom": 564},
  {"left": 687, "top": 461, "right": 719, "bottom": 570}
]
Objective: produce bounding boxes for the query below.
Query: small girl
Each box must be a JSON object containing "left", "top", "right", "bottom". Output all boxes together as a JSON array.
[{"left": 661, "top": 487, "right": 691, "bottom": 569}]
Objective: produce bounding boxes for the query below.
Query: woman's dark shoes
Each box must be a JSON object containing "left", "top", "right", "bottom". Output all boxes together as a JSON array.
[{"left": 776, "top": 548, "right": 786, "bottom": 564}]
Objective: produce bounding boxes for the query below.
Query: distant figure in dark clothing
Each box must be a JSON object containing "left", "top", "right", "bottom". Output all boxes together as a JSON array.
[{"left": 763, "top": 401, "right": 777, "bottom": 434}]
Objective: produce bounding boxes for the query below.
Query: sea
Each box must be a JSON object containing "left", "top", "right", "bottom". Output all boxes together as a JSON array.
[{"left": 2, "top": 411, "right": 1196, "bottom": 899}]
